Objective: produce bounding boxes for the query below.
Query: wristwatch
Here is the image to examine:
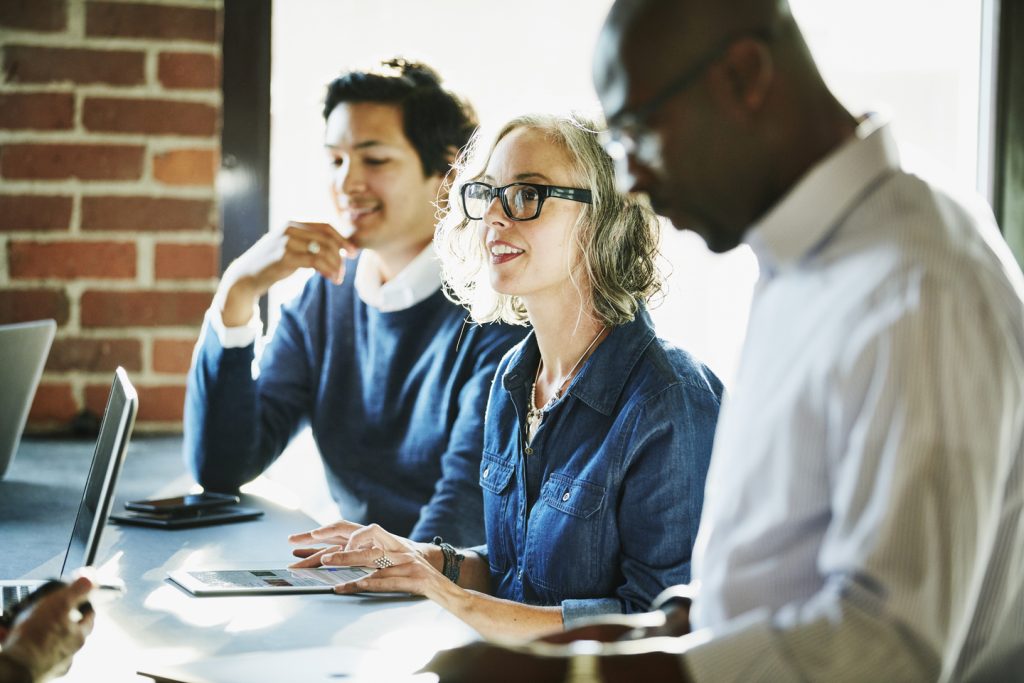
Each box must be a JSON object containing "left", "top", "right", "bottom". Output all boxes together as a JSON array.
[
  {"left": 564, "top": 640, "right": 602, "bottom": 683},
  {"left": 564, "top": 653, "right": 601, "bottom": 683}
]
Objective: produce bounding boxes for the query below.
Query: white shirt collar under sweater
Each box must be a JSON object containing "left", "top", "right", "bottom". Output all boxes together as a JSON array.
[
  {"left": 353, "top": 242, "right": 441, "bottom": 312},
  {"left": 209, "top": 241, "right": 442, "bottom": 349}
]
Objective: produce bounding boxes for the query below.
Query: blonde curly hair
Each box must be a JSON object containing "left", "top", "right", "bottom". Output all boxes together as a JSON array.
[{"left": 436, "top": 112, "right": 662, "bottom": 327}]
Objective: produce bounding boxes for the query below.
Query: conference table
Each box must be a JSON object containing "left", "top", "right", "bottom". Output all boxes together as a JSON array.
[{"left": 0, "top": 436, "right": 479, "bottom": 682}]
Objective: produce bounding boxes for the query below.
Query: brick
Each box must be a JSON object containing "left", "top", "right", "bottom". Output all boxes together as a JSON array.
[
  {"left": 0, "top": 195, "right": 72, "bottom": 231},
  {"left": 83, "top": 97, "right": 217, "bottom": 136},
  {"left": 47, "top": 337, "right": 142, "bottom": 372},
  {"left": 28, "top": 383, "right": 77, "bottom": 424},
  {"left": 152, "top": 148, "right": 217, "bottom": 186},
  {"left": 81, "top": 196, "right": 214, "bottom": 232},
  {"left": 8, "top": 241, "right": 136, "bottom": 279},
  {"left": 0, "top": 0, "right": 66, "bottom": 32},
  {"left": 137, "top": 384, "right": 187, "bottom": 422},
  {"left": 80, "top": 290, "right": 211, "bottom": 327},
  {"left": 155, "top": 243, "right": 217, "bottom": 280},
  {"left": 83, "top": 385, "right": 105, "bottom": 419},
  {"left": 0, "top": 93, "right": 74, "bottom": 131},
  {"left": 152, "top": 338, "right": 196, "bottom": 373},
  {"left": 158, "top": 52, "right": 219, "bottom": 89},
  {"left": 0, "top": 289, "right": 69, "bottom": 325},
  {"left": 86, "top": 382, "right": 185, "bottom": 422},
  {"left": 1, "top": 144, "right": 144, "bottom": 180},
  {"left": 86, "top": 2, "right": 217, "bottom": 42},
  {"left": 3, "top": 45, "right": 144, "bottom": 85}
]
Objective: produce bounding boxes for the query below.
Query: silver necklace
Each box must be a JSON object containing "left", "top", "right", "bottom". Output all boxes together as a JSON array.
[{"left": 526, "top": 327, "right": 605, "bottom": 441}]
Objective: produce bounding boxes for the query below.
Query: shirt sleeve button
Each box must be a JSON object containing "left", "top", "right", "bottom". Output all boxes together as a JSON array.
[{"left": 562, "top": 491, "right": 571, "bottom": 502}]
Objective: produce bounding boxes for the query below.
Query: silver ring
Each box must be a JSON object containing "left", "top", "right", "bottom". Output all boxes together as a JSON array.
[
  {"left": 374, "top": 554, "right": 394, "bottom": 569},
  {"left": 307, "top": 241, "right": 321, "bottom": 255}
]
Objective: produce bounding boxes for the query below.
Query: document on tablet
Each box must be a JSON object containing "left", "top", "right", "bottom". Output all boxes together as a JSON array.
[{"left": 169, "top": 566, "right": 370, "bottom": 596}]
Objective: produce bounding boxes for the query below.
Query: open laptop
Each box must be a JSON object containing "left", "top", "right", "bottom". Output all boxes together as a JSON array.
[
  {"left": 0, "top": 367, "right": 138, "bottom": 613},
  {"left": 0, "top": 320, "right": 57, "bottom": 480}
]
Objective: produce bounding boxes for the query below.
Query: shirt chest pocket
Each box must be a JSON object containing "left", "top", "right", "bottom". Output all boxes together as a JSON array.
[
  {"left": 480, "top": 453, "right": 515, "bottom": 494},
  {"left": 541, "top": 472, "right": 605, "bottom": 518},
  {"left": 527, "top": 472, "right": 609, "bottom": 596}
]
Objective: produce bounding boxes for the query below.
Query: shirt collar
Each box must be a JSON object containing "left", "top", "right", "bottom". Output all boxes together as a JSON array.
[
  {"left": 745, "top": 115, "right": 901, "bottom": 275},
  {"left": 353, "top": 242, "right": 441, "bottom": 311},
  {"left": 501, "top": 307, "right": 657, "bottom": 416}
]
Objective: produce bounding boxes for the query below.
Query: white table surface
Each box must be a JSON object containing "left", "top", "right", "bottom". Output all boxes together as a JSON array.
[{"left": 0, "top": 437, "right": 478, "bottom": 682}]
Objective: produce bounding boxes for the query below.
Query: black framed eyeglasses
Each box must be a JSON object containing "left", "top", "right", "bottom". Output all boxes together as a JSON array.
[
  {"left": 460, "top": 181, "right": 592, "bottom": 222},
  {"left": 600, "top": 29, "right": 774, "bottom": 164}
]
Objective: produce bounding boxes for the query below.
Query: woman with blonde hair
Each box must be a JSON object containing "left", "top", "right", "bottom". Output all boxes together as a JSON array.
[{"left": 289, "top": 112, "right": 723, "bottom": 638}]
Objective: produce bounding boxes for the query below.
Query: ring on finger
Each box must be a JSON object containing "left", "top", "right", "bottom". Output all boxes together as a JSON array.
[
  {"left": 307, "top": 240, "right": 321, "bottom": 255},
  {"left": 374, "top": 553, "right": 395, "bottom": 569}
]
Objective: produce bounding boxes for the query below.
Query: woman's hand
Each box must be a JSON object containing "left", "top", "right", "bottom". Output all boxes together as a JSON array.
[
  {"left": 288, "top": 520, "right": 455, "bottom": 603},
  {"left": 219, "top": 221, "right": 357, "bottom": 326},
  {"left": 288, "top": 519, "right": 363, "bottom": 568}
]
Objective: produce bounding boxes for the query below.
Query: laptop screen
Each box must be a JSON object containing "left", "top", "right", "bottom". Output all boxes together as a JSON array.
[
  {"left": 0, "top": 320, "right": 57, "bottom": 479},
  {"left": 61, "top": 367, "right": 138, "bottom": 577}
]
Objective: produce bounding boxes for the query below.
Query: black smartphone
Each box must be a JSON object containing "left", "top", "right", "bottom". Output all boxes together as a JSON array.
[
  {"left": 124, "top": 492, "right": 240, "bottom": 515},
  {"left": 110, "top": 506, "right": 264, "bottom": 529}
]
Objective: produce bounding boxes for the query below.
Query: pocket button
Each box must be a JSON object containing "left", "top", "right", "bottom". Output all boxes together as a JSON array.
[
  {"left": 482, "top": 467, "right": 490, "bottom": 479},
  {"left": 562, "top": 491, "right": 571, "bottom": 502}
]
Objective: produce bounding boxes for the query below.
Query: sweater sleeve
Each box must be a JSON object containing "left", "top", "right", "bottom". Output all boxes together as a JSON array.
[
  {"left": 409, "top": 323, "right": 527, "bottom": 546},
  {"left": 183, "top": 284, "right": 319, "bottom": 492}
]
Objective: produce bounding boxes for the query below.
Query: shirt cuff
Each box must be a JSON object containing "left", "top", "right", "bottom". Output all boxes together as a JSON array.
[
  {"left": 465, "top": 544, "right": 488, "bottom": 560},
  {"left": 561, "top": 597, "right": 623, "bottom": 628},
  {"left": 681, "top": 609, "right": 793, "bottom": 681},
  {"left": 206, "top": 305, "right": 261, "bottom": 349}
]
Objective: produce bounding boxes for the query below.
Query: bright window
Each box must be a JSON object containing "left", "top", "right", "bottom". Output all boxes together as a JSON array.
[{"left": 269, "top": 0, "right": 984, "bottom": 387}]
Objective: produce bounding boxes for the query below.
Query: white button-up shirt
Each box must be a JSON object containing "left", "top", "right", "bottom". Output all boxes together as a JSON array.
[{"left": 682, "top": 118, "right": 1024, "bottom": 681}]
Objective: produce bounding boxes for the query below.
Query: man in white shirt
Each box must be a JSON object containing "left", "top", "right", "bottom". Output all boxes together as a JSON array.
[{"left": 425, "top": 1, "right": 1024, "bottom": 680}]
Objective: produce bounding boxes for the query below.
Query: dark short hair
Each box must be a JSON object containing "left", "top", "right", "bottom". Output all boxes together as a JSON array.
[{"left": 323, "top": 58, "right": 478, "bottom": 178}]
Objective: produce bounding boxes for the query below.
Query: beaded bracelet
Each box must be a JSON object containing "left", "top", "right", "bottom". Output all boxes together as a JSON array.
[{"left": 432, "top": 536, "right": 464, "bottom": 584}]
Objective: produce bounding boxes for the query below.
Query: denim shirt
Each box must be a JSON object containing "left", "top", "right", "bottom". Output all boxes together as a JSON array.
[{"left": 475, "top": 309, "right": 723, "bottom": 625}]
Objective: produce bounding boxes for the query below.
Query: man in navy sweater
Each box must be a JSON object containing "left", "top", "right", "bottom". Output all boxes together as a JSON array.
[{"left": 184, "top": 59, "right": 526, "bottom": 547}]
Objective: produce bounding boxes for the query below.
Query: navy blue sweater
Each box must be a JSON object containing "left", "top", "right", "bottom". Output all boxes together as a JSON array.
[{"left": 184, "top": 269, "right": 526, "bottom": 546}]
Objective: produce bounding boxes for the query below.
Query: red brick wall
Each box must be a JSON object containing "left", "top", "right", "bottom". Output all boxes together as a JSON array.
[{"left": 0, "top": 0, "right": 223, "bottom": 432}]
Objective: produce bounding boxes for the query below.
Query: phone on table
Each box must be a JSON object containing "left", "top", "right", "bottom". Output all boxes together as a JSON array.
[{"left": 124, "top": 492, "right": 240, "bottom": 515}]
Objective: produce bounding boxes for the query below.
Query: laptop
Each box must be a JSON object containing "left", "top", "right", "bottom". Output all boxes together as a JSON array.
[
  {"left": 0, "top": 320, "right": 57, "bottom": 480},
  {"left": 0, "top": 367, "right": 138, "bottom": 613}
]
